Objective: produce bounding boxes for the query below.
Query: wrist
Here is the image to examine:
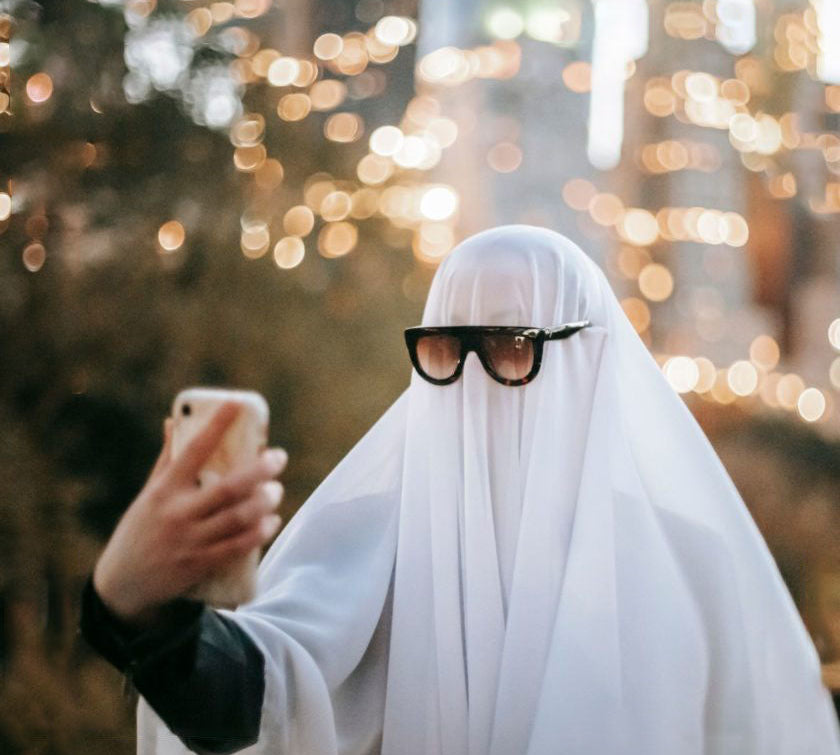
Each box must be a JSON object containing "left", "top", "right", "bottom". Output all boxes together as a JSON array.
[{"left": 93, "top": 562, "right": 165, "bottom": 630}]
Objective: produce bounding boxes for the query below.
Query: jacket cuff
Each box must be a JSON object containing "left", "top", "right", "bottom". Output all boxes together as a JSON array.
[{"left": 79, "top": 573, "right": 205, "bottom": 676}]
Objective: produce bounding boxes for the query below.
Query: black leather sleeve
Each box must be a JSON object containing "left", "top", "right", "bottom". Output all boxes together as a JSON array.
[{"left": 79, "top": 575, "right": 266, "bottom": 755}]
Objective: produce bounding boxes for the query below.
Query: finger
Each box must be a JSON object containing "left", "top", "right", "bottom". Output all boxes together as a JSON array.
[
  {"left": 169, "top": 402, "right": 241, "bottom": 484},
  {"left": 266, "top": 447, "right": 289, "bottom": 476},
  {"left": 194, "top": 482, "right": 283, "bottom": 545},
  {"left": 149, "top": 418, "right": 174, "bottom": 481},
  {"left": 201, "top": 514, "right": 282, "bottom": 568},
  {"left": 190, "top": 450, "right": 287, "bottom": 520}
]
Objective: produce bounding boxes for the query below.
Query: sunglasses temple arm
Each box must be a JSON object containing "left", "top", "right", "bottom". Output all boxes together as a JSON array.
[{"left": 546, "top": 321, "right": 593, "bottom": 340}]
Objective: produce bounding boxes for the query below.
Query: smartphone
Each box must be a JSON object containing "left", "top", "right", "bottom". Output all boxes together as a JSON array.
[{"left": 171, "top": 387, "right": 271, "bottom": 607}]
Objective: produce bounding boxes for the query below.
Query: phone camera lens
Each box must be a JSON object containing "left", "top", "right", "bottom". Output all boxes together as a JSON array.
[{"left": 182, "top": 404, "right": 191, "bottom": 416}]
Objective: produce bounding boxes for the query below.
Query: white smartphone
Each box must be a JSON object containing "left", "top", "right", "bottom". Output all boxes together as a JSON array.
[{"left": 171, "top": 387, "right": 271, "bottom": 607}]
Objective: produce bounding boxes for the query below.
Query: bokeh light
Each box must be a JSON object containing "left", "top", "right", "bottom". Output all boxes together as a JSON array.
[
  {"left": 283, "top": 205, "right": 315, "bottom": 237},
  {"left": 749, "top": 335, "right": 780, "bottom": 371},
  {"left": 26, "top": 73, "right": 53, "bottom": 104},
  {"left": 22, "top": 242, "right": 46, "bottom": 272},
  {"left": 727, "top": 360, "right": 759, "bottom": 396},
  {"left": 638, "top": 263, "right": 674, "bottom": 302},
  {"left": 158, "top": 220, "right": 185, "bottom": 252},
  {"left": 318, "top": 221, "right": 358, "bottom": 257},
  {"left": 273, "top": 236, "right": 305, "bottom": 268},
  {"left": 420, "top": 186, "right": 458, "bottom": 221},
  {"left": 797, "top": 387, "right": 826, "bottom": 422}
]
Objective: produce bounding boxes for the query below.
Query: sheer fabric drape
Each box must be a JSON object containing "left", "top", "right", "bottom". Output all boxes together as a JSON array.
[{"left": 139, "top": 226, "right": 840, "bottom": 755}]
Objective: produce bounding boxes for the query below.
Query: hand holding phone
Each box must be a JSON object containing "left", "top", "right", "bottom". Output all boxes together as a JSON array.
[{"left": 93, "top": 396, "right": 285, "bottom": 627}]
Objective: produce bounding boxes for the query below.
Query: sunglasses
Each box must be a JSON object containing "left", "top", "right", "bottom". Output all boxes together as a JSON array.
[{"left": 404, "top": 321, "right": 592, "bottom": 386}]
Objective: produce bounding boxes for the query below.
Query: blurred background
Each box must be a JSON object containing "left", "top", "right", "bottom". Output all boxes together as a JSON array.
[{"left": 0, "top": 0, "right": 839, "bottom": 751}]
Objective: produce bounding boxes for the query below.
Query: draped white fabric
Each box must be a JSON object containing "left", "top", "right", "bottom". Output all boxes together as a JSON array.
[{"left": 138, "top": 225, "right": 840, "bottom": 755}]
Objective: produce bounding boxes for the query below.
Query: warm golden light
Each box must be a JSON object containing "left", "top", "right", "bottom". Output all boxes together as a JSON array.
[
  {"left": 273, "top": 236, "right": 305, "bottom": 268},
  {"left": 267, "top": 56, "right": 300, "bottom": 87},
  {"left": 693, "top": 357, "right": 716, "bottom": 393},
  {"left": 335, "top": 33, "right": 368, "bottom": 75},
  {"left": 26, "top": 73, "right": 53, "bottom": 104},
  {"left": 619, "top": 209, "right": 659, "bottom": 246},
  {"left": 314, "top": 33, "right": 343, "bottom": 61},
  {"left": 768, "top": 173, "right": 797, "bottom": 199},
  {"left": 797, "top": 387, "right": 826, "bottom": 422},
  {"left": 722, "top": 212, "right": 749, "bottom": 247},
  {"left": 638, "top": 263, "right": 674, "bottom": 302},
  {"left": 710, "top": 369, "right": 737, "bottom": 404},
  {"left": 776, "top": 373, "right": 805, "bottom": 410},
  {"left": 664, "top": 356, "right": 700, "bottom": 393},
  {"left": 283, "top": 205, "right": 315, "bottom": 237},
  {"left": 293, "top": 60, "right": 318, "bottom": 87},
  {"left": 230, "top": 113, "right": 265, "bottom": 147},
  {"left": 644, "top": 83, "right": 677, "bottom": 117},
  {"left": 324, "top": 112, "right": 363, "bottom": 143},
  {"left": 486, "top": 142, "right": 522, "bottom": 173},
  {"left": 374, "top": 16, "right": 416, "bottom": 46},
  {"left": 721, "top": 78, "right": 750, "bottom": 105},
  {"left": 277, "top": 93, "right": 312, "bottom": 121},
  {"left": 588, "top": 193, "right": 624, "bottom": 226},
  {"left": 370, "top": 125, "right": 404, "bottom": 156},
  {"left": 727, "top": 360, "right": 758, "bottom": 396},
  {"left": 235, "top": 0, "right": 271, "bottom": 20},
  {"left": 685, "top": 72, "right": 717, "bottom": 102},
  {"left": 420, "top": 186, "right": 458, "bottom": 221},
  {"left": 356, "top": 153, "right": 394, "bottom": 185},
  {"left": 393, "top": 135, "right": 430, "bottom": 168},
  {"left": 158, "top": 220, "right": 185, "bottom": 252},
  {"left": 186, "top": 7, "right": 213, "bottom": 35},
  {"left": 829, "top": 318, "right": 840, "bottom": 350},
  {"left": 320, "top": 191, "right": 352, "bottom": 222},
  {"left": 365, "top": 31, "right": 399, "bottom": 64},
  {"left": 759, "top": 372, "right": 782, "bottom": 408},
  {"left": 562, "top": 61, "right": 591, "bottom": 93},
  {"left": 22, "top": 242, "right": 46, "bottom": 272},
  {"left": 426, "top": 117, "right": 458, "bottom": 148},
  {"left": 233, "top": 144, "right": 267, "bottom": 172},
  {"left": 318, "top": 221, "right": 358, "bottom": 257},
  {"left": 251, "top": 48, "right": 280, "bottom": 78},
  {"left": 749, "top": 335, "right": 780, "bottom": 371},
  {"left": 0, "top": 192, "right": 11, "bottom": 222},
  {"left": 664, "top": 3, "right": 709, "bottom": 39},
  {"left": 487, "top": 7, "right": 524, "bottom": 39},
  {"left": 240, "top": 225, "right": 270, "bottom": 259},
  {"left": 255, "top": 159, "right": 284, "bottom": 189},
  {"left": 829, "top": 357, "right": 840, "bottom": 390},
  {"left": 309, "top": 80, "right": 347, "bottom": 111},
  {"left": 562, "top": 179, "right": 596, "bottom": 211},
  {"left": 620, "top": 297, "right": 651, "bottom": 333},
  {"left": 617, "top": 247, "right": 651, "bottom": 280},
  {"left": 827, "top": 86, "right": 840, "bottom": 113},
  {"left": 350, "top": 188, "right": 380, "bottom": 219},
  {"left": 210, "top": 2, "right": 235, "bottom": 24}
]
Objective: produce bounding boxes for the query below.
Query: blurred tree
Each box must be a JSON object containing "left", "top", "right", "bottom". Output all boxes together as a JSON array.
[{"left": 0, "top": 0, "right": 421, "bottom": 749}]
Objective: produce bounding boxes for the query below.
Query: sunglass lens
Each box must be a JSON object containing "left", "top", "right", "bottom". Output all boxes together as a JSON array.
[
  {"left": 416, "top": 334, "right": 461, "bottom": 381},
  {"left": 482, "top": 334, "right": 535, "bottom": 381}
]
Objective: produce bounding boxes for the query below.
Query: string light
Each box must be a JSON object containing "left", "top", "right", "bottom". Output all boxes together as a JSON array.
[{"left": 8, "top": 4, "right": 839, "bottom": 428}]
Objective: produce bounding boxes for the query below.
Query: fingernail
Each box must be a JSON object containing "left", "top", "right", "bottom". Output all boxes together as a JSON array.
[
  {"left": 261, "top": 514, "right": 281, "bottom": 538},
  {"left": 264, "top": 481, "right": 282, "bottom": 509},
  {"left": 269, "top": 449, "right": 288, "bottom": 470}
]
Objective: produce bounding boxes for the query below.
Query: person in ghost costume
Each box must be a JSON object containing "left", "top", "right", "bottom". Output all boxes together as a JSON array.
[{"left": 82, "top": 225, "right": 840, "bottom": 755}]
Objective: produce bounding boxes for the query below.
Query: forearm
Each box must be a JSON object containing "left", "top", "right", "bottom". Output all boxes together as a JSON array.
[{"left": 79, "top": 575, "right": 265, "bottom": 754}]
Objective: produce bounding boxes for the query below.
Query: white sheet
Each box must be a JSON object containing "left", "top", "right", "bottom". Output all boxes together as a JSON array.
[{"left": 139, "top": 225, "right": 840, "bottom": 754}]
